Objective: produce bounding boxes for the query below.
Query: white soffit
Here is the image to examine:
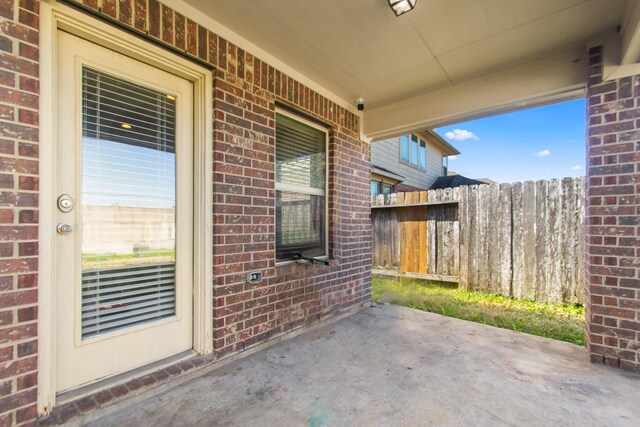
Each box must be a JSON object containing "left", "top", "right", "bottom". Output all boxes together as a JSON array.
[{"left": 182, "top": 0, "right": 628, "bottom": 129}]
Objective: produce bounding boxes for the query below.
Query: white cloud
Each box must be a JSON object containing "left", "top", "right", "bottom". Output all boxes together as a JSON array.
[
  {"left": 571, "top": 164, "right": 582, "bottom": 171},
  {"left": 535, "top": 149, "right": 551, "bottom": 157},
  {"left": 448, "top": 155, "right": 458, "bottom": 160},
  {"left": 444, "top": 129, "right": 479, "bottom": 141}
]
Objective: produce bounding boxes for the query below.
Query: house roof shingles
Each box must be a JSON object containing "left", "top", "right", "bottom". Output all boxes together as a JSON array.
[{"left": 429, "top": 174, "right": 488, "bottom": 190}]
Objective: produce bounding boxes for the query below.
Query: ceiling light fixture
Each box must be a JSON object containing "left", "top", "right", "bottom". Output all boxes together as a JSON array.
[{"left": 388, "top": 0, "right": 416, "bottom": 17}]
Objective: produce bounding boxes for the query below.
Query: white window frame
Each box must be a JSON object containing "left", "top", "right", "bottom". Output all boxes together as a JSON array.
[
  {"left": 400, "top": 134, "right": 427, "bottom": 171},
  {"left": 275, "top": 109, "right": 329, "bottom": 266},
  {"left": 39, "top": 2, "right": 213, "bottom": 414}
]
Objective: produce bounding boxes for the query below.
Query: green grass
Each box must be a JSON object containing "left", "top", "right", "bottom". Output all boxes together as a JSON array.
[
  {"left": 82, "top": 248, "right": 175, "bottom": 269},
  {"left": 372, "top": 276, "right": 585, "bottom": 345}
]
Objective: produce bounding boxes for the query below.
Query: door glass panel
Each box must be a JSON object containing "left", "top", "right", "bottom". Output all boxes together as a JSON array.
[{"left": 81, "top": 67, "right": 177, "bottom": 339}]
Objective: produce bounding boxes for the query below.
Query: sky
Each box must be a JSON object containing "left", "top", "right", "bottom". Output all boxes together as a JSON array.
[
  {"left": 82, "top": 137, "right": 176, "bottom": 208},
  {"left": 434, "top": 98, "right": 586, "bottom": 184}
]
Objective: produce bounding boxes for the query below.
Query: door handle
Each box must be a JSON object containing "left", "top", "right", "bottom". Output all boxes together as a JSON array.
[{"left": 57, "top": 223, "right": 73, "bottom": 235}]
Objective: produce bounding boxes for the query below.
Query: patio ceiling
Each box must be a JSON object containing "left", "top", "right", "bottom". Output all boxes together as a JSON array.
[{"left": 182, "top": 0, "right": 635, "bottom": 139}]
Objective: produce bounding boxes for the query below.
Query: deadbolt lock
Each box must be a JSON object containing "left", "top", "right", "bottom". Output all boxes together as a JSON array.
[{"left": 57, "top": 194, "right": 74, "bottom": 213}]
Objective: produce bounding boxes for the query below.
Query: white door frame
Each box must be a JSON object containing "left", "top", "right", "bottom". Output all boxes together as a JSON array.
[{"left": 39, "top": 0, "right": 213, "bottom": 415}]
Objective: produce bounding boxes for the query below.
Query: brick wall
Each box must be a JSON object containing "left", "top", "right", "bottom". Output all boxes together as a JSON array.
[
  {"left": 211, "top": 50, "right": 371, "bottom": 359},
  {"left": 0, "top": 0, "right": 40, "bottom": 424},
  {"left": 0, "top": 0, "right": 371, "bottom": 423},
  {"left": 585, "top": 46, "right": 640, "bottom": 372}
]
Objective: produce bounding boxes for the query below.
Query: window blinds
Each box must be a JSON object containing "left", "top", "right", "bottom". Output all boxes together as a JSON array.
[
  {"left": 275, "top": 113, "right": 325, "bottom": 189},
  {"left": 80, "top": 67, "right": 177, "bottom": 339},
  {"left": 275, "top": 113, "right": 326, "bottom": 261}
]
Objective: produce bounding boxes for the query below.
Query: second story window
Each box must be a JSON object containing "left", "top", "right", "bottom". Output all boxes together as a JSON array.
[
  {"left": 410, "top": 135, "right": 419, "bottom": 167},
  {"left": 400, "top": 135, "right": 410, "bottom": 163},
  {"left": 442, "top": 155, "right": 448, "bottom": 176},
  {"left": 400, "top": 134, "right": 427, "bottom": 171}
]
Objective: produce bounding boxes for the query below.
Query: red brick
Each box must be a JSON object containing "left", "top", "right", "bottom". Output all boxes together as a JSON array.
[
  {"left": 586, "top": 46, "right": 640, "bottom": 373},
  {"left": 148, "top": 0, "right": 160, "bottom": 38},
  {"left": 0, "top": 23, "right": 37, "bottom": 46},
  {"left": 0, "top": 380, "right": 12, "bottom": 398},
  {"left": 93, "top": 390, "right": 113, "bottom": 405},
  {"left": 17, "top": 307, "right": 36, "bottom": 322},
  {"left": 119, "top": 0, "right": 132, "bottom": 25},
  {"left": 17, "top": 9, "right": 37, "bottom": 29},
  {"left": 0, "top": 242, "right": 14, "bottom": 257},
  {"left": 0, "top": 388, "right": 35, "bottom": 416},
  {"left": 197, "top": 25, "right": 208, "bottom": 61},
  {"left": 16, "top": 340, "right": 35, "bottom": 358},
  {"left": 17, "top": 176, "right": 36, "bottom": 191},
  {"left": 16, "top": 371, "right": 36, "bottom": 390},
  {"left": 174, "top": 12, "right": 185, "bottom": 50},
  {"left": 76, "top": 396, "right": 97, "bottom": 413},
  {"left": 0, "top": 174, "right": 12, "bottom": 190},
  {"left": 15, "top": 403, "right": 36, "bottom": 424},
  {"left": 19, "top": 0, "right": 38, "bottom": 14},
  {"left": 0, "top": 1, "right": 13, "bottom": 20},
  {"left": 0, "top": 356, "right": 36, "bottom": 380},
  {"left": 0, "top": 226, "right": 37, "bottom": 241},
  {"left": 17, "top": 109, "right": 37, "bottom": 126},
  {"left": 83, "top": 0, "right": 98, "bottom": 9},
  {"left": 218, "top": 38, "right": 227, "bottom": 70},
  {"left": 133, "top": 0, "right": 146, "bottom": 31},
  {"left": 161, "top": 4, "right": 173, "bottom": 45},
  {"left": 17, "top": 210, "right": 36, "bottom": 224},
  {"left": 101, "top": 0, "right": 117, "bottom": 18},
  {"left": 0, "top": 287, "right": 35, "bottom": 309}
]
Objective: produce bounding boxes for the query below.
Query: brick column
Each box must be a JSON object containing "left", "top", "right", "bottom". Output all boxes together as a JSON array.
[{"left": 585, "top": 46, "right": 640, "bottom": 372}]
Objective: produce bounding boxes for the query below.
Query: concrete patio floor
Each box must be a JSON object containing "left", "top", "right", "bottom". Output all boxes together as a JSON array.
[{"left": 74, "top": 304, "right": 639, "bottom": 426}]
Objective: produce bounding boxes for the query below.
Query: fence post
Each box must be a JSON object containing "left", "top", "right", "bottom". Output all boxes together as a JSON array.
[
  {"left": 498, "top": 183, "right": 512, "bottom": 297},
  {"left": 458, "top": 186, "right": 469, "bottom": 290},
  {"left": 511, "top": 182, "right": 525, "bottom": 299}
]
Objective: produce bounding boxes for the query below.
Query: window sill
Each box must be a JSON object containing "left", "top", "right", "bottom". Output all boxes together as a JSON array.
[{"left": 275, "top": 255, "right": 329, "bottom": 268}]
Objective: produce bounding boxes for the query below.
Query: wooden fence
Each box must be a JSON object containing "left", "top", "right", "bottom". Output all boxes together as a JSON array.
[{"left": 371, "top": 177, "right": 585, "bottom": 304}]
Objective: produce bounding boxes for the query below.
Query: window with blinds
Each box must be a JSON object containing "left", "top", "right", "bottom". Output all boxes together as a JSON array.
[
  {"left": 81, "top": 67, "right": 178, "bottom": 339},
  {"left": 275, "top": 112, "right": 327, "bottom": 262}
]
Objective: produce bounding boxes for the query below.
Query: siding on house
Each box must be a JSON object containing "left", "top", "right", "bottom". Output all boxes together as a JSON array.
[{"left": 371, "top": 135, "right": 446, "bottom": 190}]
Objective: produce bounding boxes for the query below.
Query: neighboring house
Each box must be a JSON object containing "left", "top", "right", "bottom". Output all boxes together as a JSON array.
[{"left": 371, "top": 130, "right": 460, "bottom": 195}]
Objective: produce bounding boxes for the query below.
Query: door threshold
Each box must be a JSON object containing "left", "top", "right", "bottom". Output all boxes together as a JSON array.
[{"left": 56, "top": 350, "right": 196, "bottom": 406}]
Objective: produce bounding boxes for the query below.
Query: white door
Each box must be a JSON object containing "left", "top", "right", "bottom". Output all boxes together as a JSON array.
[{"left": 55, "top": 31, "right": 194, "bottom": 392}]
